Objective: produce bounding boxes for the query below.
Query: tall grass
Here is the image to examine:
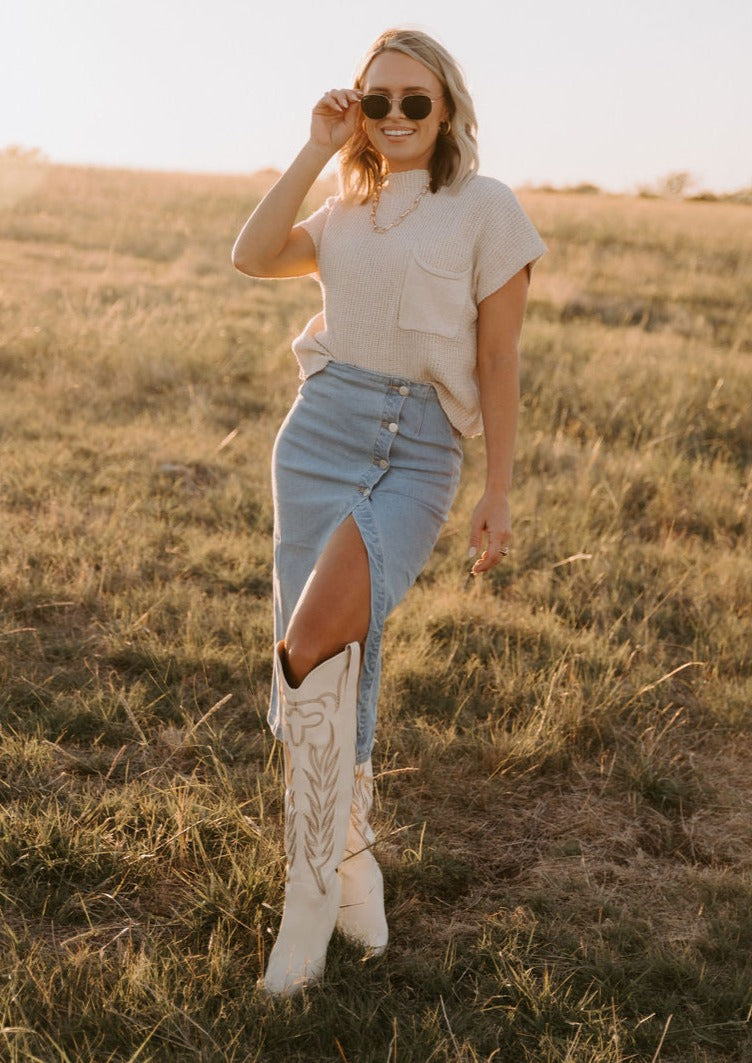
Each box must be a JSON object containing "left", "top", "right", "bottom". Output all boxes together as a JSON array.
[{"left": 0, "top": 157, "right": 751, "bottom": 1060}]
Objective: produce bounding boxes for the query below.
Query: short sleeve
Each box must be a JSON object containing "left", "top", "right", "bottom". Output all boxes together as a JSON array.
[
  {"left": 472, "top": 180, "right": 547, "bottom": 304},
  {"left": 296, "top": 195, "right": 338, "bottom": 259}
]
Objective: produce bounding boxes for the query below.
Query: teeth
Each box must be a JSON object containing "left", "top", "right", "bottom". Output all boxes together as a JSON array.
[{"left": 383, "top": 129, "right": 413, "bottom": 137}]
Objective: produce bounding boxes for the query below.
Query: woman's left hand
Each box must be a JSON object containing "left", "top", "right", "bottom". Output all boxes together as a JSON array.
[{"left": 467, "top": 491, "right": 512, "bottom": 574}]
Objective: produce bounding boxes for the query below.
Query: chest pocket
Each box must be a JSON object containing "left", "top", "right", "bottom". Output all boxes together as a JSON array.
[{"left": 398, "top": 253, "right": 471, "bottom": 340}]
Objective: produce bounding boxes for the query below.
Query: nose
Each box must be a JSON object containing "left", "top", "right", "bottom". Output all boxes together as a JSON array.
[{"left": 386, "top": 97, "right": 402, "bottom": 118}]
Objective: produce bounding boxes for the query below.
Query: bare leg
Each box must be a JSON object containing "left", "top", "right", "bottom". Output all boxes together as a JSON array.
[{"left": 283, "top": 514, "right": 370, "bottom": 687}]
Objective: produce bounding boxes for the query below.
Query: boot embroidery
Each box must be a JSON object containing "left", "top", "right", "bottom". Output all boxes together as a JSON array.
[
  {"left": 349, "top": 765, "right": 372, "bottom": 853},
  {"left": 283, "top": 650, "right": 350, "bottom": 747},
  {"left": 286, "top": 695, "right": 335, "bottom": 746},
  {"left": 303, "top": 722, "right": 339, "bottom": 895},
  {"left": 283, "top": 750, "right": 297, "bottom": 882}
]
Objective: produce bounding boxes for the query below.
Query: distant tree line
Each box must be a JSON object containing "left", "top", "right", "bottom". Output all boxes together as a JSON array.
[{"left": 524, "top": 170, "right": 752, "bottom": 205}]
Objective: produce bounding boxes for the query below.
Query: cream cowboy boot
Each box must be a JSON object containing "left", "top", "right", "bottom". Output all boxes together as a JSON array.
[
  {"left": 260, "top": 641, "right": 359, "bottom": 997},
  {"left": 336, "top": 757, "right": 389, "bottom": 956}
]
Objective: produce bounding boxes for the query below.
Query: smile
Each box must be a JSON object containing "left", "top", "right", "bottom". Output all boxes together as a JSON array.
[{"left": 381, "top": 129, "right": 415, "bottom": 138}]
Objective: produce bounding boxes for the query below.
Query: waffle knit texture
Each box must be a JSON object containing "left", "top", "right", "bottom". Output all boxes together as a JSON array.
[{"left": 292, "top": 168, "right": 547, "bottom": 437}]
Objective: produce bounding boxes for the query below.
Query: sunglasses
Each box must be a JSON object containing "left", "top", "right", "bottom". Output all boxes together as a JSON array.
[{"left": 360, "top": 93, "right": 441, "bottom": 121}]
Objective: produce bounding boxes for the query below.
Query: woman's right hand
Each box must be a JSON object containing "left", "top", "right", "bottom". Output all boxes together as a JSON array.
[
  {"left": 232, "top": 88, "right": 361, "bottom": 279},
  {"left": 310, "top": 88, "right": 362, "bottom": 154}
]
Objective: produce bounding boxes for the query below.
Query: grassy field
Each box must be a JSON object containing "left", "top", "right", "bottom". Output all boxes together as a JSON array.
[{"left": 0, "top": 154, "right": 751, "bottom": 1061}]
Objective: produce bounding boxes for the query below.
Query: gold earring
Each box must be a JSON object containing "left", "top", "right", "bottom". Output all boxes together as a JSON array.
[{"left": 439, "top": 120, "right": 451, "bottom": 135}]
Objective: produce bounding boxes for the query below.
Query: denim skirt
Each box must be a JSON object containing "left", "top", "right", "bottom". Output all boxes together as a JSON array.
[{"left": 269, "top": 360, "right": 463, "bottom": 763}]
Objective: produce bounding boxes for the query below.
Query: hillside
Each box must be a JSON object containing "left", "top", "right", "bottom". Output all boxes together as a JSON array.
[{"left": 0, "top": 159, "right": 751, "bottom": 1061}]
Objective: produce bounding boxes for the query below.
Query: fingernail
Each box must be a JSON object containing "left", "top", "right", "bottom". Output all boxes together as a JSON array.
[{"left": 467, "top": 547, "right": 477, "bottom": 559}]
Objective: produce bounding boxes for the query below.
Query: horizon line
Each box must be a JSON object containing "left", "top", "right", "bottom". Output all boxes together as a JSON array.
[{"left": 2, "top": 144, "right": 750, "bottom": 200}]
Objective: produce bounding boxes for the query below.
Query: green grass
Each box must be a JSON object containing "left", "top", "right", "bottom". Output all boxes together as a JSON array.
[{"left": 0, "top": 155, "right": 751, "bottom": 1060}]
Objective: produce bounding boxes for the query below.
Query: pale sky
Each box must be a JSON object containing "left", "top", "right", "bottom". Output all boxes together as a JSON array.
[{"left": 1, "top": 0, "right": 750, "bottom": 194}]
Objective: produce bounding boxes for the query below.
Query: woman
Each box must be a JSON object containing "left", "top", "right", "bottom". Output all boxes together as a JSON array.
[{"left": 232, "top": 27, "right": 546, "bottom": 996}]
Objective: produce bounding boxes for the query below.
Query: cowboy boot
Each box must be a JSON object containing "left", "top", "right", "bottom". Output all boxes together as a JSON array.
[
  {"left": 260, "top": 641, "right": 359, "bottom": 996},
  {"left": 336, "top": 757, "right": 389, "bottom": 956}
]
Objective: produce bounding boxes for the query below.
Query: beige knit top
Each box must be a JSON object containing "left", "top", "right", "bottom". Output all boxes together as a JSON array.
[{"left": 292, "top": 168, "right": 547, "bottom": 437}]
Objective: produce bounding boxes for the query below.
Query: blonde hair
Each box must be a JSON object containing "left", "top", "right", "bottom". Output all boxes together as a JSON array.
[{"left": 339, "top": 28, "right": 479, "bottom": 203}]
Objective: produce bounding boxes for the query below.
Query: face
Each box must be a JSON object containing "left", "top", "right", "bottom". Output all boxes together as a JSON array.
[{"left": 361, "top": 50, "right": 448, "bottom": 173}]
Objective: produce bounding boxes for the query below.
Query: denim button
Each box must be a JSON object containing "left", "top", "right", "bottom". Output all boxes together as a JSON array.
[
  {"left": 399, "top": 385, "right": 409, "bottom": 396},
  {"left": 378, "top": 459, "right": 388, "bottom": 469},
  {"left": 388, "top": 422, "right": 398, "bottom": 433}
]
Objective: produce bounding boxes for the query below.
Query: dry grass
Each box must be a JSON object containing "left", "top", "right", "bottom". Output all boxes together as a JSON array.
[{"left": 0, "top": 153, "right": 751, "bottom": 1060}]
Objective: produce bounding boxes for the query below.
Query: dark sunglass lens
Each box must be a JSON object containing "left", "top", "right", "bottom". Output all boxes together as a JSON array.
[
  {"left": 402, "top": 95, "right": 432, "bottom": 120},
  {"left": 361, "top": 95, "right": 390, "bottom": 120}
]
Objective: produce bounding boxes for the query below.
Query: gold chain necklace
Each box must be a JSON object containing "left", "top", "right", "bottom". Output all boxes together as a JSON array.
[{"left": 370, "top": 178, "right": 430, "bottom": 234}]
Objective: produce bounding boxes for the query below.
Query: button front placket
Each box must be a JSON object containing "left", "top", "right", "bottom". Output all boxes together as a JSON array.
[{"left": 356, "top": 378, "right": 412, "bottom": 499}]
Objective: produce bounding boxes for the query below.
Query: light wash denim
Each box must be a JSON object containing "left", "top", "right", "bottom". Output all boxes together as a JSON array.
[{"left": 269, "top": 360, "right": 463, "bottom": 763}]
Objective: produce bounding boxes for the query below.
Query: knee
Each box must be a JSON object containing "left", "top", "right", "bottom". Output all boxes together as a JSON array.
[{"left": 283, "top": 622, "right": 330, "bottom": 687}]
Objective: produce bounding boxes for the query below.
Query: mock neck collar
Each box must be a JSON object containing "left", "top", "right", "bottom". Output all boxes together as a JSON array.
[{"left": 381, "top": 168, "right": 431, "bottom": 196}]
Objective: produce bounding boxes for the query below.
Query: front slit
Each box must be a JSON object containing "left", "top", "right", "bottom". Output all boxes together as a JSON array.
[{"left": 350, "top": 499, "right": 386, "bottom": 764}]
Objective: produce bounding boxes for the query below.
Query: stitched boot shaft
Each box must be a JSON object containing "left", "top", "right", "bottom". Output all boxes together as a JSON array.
[
  {"left": 260, "top": 642, "right": 359, "bottom": 997},
  {"left": 336, "top": 758, "right": 389, "bottom": 955}
]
